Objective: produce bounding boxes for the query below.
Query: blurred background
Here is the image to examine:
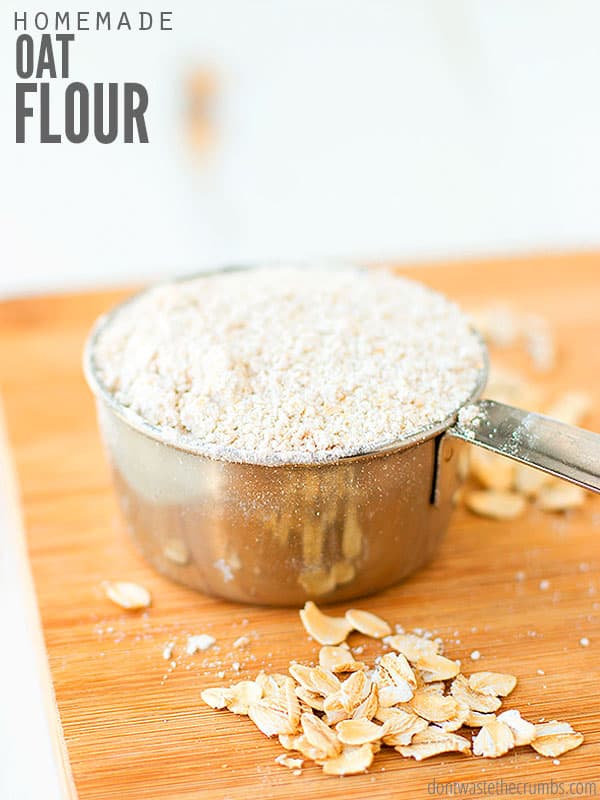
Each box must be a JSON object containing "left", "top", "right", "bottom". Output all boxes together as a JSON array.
[{"left": 2, "top": 0, "right": 600, "bottom": 298}]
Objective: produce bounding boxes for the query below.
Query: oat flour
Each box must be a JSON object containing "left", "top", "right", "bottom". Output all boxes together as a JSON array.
[{"left": 92, "top": 266, "right": 484, "bottom": 463}]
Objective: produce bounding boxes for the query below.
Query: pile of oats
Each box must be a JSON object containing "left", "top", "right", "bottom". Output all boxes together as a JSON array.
[
  {"left": 200, "top": 602, "right": 583, "bottom": 776},
  {"left": 469, "top": 303, "right": 556, "bottom": 373},
  {"left": 92, "top": 266, "right": 484, "bottom": 464},
  {"left": 457, "top": 328, "right": 593, "bottom": 520},
  {"left": 102, "top": 580, "right": 152, "bottom": 610}
]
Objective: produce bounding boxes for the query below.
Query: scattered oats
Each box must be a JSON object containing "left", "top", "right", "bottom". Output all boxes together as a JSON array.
[
  {"left": 539, "top": 580, "right": 550, "bottom": 591},
  {"left": 321, "top": 744, "right": 374, "bottom": 775},
  {"left": 380, "top": 709, "right": 429, "bottom": 745},
  {"left": 523, "top": 314, "right": 555, "bottom": 372},
  {"left": 300, "top": 601, "right": 353, "bottom": 645},
  {"left": 579, "top": 637, "right": 590, "bottom": 647},
  {"left": 345, "top": 609, "right": 392, "bottom": 639},
  {"left": 323, "top": 670, "right": 373, "bottom": 724},
  {"left": 464, "top": 490, "right": 526, "bottom": 521},
  {"left": 470, "top": 449, "right": 515, "bottom": 492},
  {"left": 470, "top": 651, "right": 481, "bottom": 661},
  {"left": 497, "top": 709, "right": 536, "bottom": 746},
  {"left": 375, "top": 652, "right": 417, "bottom": 696},
  {"left": 301, "top": 712, "right": 342, "bottom": 758},
  {"left": 435, "top": 701, "right": 470, "bottom": 733},
  {"left": 464, "top": 710, "right": 497, "bottom": 728},
  {"left": 319, "top": 645, "right": 363, "bottom": 674},
  {"left": 200, "top": 603, "right": 584, "bottom": 776},
  {"left": 186, "top": 634, "right": 216, "bottom": 655},
  {"left": 232, "top": 681, "right": 264, "bottom": 715},
  {"left": 409, "top": 690, "right": 459, "bottom": 723},
  {"left": 233, "top": 636, "right": 250, "bottom": 649},
  {"left": 450, "top": 675, "right": 502, "bottom": 713},
  {"left": 275, "top": 753, "right": 304, "bottom": 770},
  {"left": 336, "top": 718, "right": 384, "bottom": 745},
  {"left": 289, "top": 733, "right": 330, "bottom": 761},
  {"left": 378, "top": 685, "right": 413, "bottom": 707},
  {"left": 469, "top": 304, "right": 519, "bottom": 348},
  {"left": 514, "top": 464, "right": 549, "bottom": 498},
  {"left": 531, "top": 721, "right": 584, "bottom": 757},
  {"left": 309, "top": 666, "right": 344, "bottom": 695},
  {"left": 553, "top": 759, "right": 560, "bottom": 766},
  {"left": 416, "top": 653, "right": 460, "bottom": 682},
  {"left": 102, "top": 580, "right": 151, "bottom": 610},
  {"left": 473, "top": 719, "right": 515, "bottom": 758},
  {"left": 397, "top": 728, "right": 471, "bottom": 760},
  {"left": 537, "top": 483, "right": 585, "bottom": 513},
  {"left": 295, "top": 686, "right": 325, "bottom": 711},
  {"left": 547, "top": 391, "right": 592, "bottom": 427},
  {"left": 162, "top": 641, "right": 175, "bottom": 661},
  {"left": 278, "top": 733, "right": 302, "bottom": 751},
  {"left": 248, "top": 701, "right": 296, "bottom": 737},
  {"left": 469, "top": 306, "right": 556, "bottom": 372},
  {"left": 537, "top": 669, "right": 545, "bottom": 676},
  {"left": 289, "top": 663, "right": 340, "bottom": 696},
  {"left": 385, "top": 633, "right": 441, "bottom": 662},
  {"left": 201, "top": 687, "right": 234, "bottom": 709},
  {"left": 468, "top": 672, "right": 517, "bottom": 697},
  {"left": 232, "top": 662, "right": 240, "bottom": 672}
]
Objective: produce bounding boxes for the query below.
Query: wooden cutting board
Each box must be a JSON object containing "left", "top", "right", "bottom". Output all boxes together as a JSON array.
[{"left": 0, "top": 253, "right": 598, "bottom": 800}]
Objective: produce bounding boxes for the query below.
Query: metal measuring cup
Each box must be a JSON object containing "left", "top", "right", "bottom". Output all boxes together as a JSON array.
[{"left": 84, "top": 275, "right": 600, "bottom": 607}]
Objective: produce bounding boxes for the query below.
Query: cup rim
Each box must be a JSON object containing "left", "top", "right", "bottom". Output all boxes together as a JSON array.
[{"left": 83, "top": 264, "right": 489, "bottom": 466}]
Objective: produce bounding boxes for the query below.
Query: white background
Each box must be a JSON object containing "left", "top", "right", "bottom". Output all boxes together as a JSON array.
[
  {"left": 2, "top": 0, "right": 600, "bottom": 298},
  {"left": 1, "top": 2, "right": 600, "bottom": 798}
]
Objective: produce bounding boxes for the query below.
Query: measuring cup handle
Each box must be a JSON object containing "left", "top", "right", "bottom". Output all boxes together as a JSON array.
[{"left": 446, "top": 399, "right": 600, "bottom": 494}]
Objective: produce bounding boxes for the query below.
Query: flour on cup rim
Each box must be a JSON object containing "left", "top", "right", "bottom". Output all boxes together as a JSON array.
[{"left": 91, "top": 266, "right": 484, "bottom": 464}]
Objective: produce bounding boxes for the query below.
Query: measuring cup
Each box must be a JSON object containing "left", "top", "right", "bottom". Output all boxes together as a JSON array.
[{"left": 84, "top": 274, "right": 600, "bottom": 606}]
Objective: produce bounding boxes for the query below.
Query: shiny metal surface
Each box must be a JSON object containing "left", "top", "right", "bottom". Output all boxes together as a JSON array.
[
  {"left": 95, "top": 400, "right": 466, "bottom": 605},
  {"left": 449, "top": 399, "right": 600, "bottom": 494}
]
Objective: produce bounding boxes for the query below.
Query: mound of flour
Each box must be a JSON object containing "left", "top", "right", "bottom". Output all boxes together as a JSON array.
[{"left": 92, "top": 267, "right": 484, "bottom": 463}]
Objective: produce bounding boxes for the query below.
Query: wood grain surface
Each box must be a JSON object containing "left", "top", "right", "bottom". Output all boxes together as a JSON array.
[{"left": 0, "top": 253, "right": 598, "bottom": 800}]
